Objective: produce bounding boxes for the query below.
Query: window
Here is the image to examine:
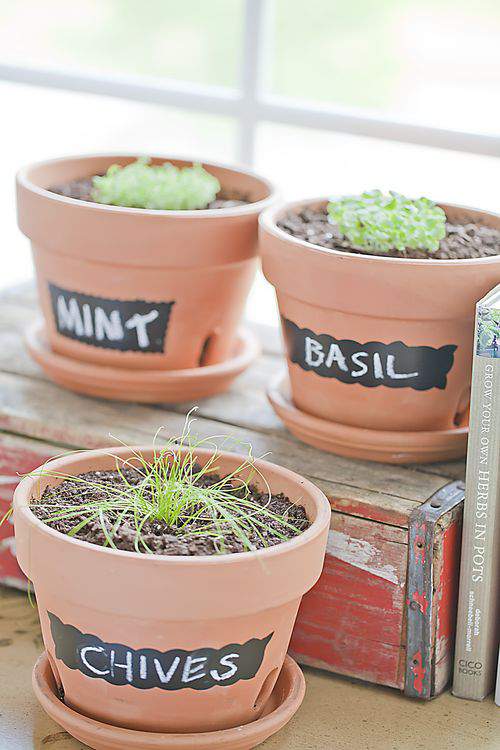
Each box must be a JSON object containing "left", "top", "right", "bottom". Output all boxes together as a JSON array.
[{"left": 1, "top": 0, "right": 499, "bottom": 325}]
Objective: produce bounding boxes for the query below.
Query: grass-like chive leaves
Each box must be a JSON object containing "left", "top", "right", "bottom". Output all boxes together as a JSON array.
[
  {"left": 327, "top": 190, "right": 446, "bottom": 255},
  {"left": 28, "top": 417, "right": 307, "bottom": 555},
  {"left": 92, "top": 157, "right": 221, "bottom": 210}
]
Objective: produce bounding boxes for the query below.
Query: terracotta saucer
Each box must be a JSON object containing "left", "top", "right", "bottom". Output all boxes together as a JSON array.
[
  {"left": 268, "top": 371, "right": 468, "bottom": 464},
  {"left": 25, "top": 320, "right": 259, "bottom": 403},
  {"left": 33, "top": 652, "right": 305, "bottom": 750}
]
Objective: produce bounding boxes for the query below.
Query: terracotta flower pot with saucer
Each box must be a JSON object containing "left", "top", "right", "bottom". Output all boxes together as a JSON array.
[
  {"left": 17, "top": 154, "right": 275, "bottom": 402},
  {"left": 13, "top": 444, "right": 330, "bottom": 749},
  {"left": 260, "top": 196, "right": 500, "bottom": 463}
]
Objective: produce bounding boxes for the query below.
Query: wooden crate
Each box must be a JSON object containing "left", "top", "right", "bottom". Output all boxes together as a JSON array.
[{"left": 0, "top": 284, "right": 465, "bottom": 698}]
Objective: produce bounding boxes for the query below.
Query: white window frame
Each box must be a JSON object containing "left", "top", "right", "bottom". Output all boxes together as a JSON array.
[{"left": 0, "top": 0, "right": 499, "bottom": 163}]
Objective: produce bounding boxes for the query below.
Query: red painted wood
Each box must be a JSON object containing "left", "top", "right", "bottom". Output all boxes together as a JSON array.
[
  {"left": 290, "top": 512, "right": 408, "bottom": 689},
  {"left": 332, "top": 495, "right": 410, "bottom": 529},
  {"left": 290, "top": 627, "right": 403, "bottom": 688},
  {"left": 0, "top": 437, "right": 57, "bottom": 587},
  {"left": 433, "top": 518, "right": 462, "bottom": 693}
]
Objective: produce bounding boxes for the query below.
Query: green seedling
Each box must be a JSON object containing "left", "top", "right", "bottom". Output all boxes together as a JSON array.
[
  {"left": 327, "top": 190, "right": 446, "bottom": 255},
  {"left": 92, "top": 157, "right": 220, "bottom": 210},
  {"left": 27, "top": 414, "right": 306, "bottom": 555}
]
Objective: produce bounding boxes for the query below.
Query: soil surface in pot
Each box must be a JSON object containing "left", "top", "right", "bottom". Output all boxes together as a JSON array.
[
  {"left": 278, "top": 206, "right": 500, "bottom": 259},
  {"left": 31, "top": 468, "right": 310, "bottom": 555},
  {"left": 50, "top": 177, "right": 250, "bottom": 210}
]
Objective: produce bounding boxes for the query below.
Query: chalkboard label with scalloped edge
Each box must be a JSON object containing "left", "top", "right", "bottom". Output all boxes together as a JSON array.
[
  {"left": 49, "top": 283, "right": 175, "bottom": 353},
  {"left": 283, "top": 318, "right": 457, "bottom": 391},
  {"left": 48, "top": 612, "right": 272, "bottom": 691}
]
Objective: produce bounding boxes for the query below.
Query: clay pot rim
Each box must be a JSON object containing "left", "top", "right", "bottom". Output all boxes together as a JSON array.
[
  {"left": 17, "top": 152, "right": 277, "bottom": 219},
  {"left": 14, "top": 444, "right": 331, "bottom": 565},
  {"left": 259, "top": 196, "right": 500, "bottom": 266}
]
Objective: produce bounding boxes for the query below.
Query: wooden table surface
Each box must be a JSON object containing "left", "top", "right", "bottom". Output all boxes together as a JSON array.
[{"left": 1, "top": 586, "right": 498, "bottom": 749}]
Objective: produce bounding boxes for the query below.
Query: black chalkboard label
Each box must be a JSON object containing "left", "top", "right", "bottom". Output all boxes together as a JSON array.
[
  {"left": 283, "top": 318, "right": 456, "bottom": 391},
  {"left": 48, "top": 613, "right": 272, "bottom": 691},
  {"left": 49, "top": 283, "right": 175, "bottom": 353}
]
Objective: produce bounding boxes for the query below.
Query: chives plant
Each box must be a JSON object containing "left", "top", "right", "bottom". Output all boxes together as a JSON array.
[
  {"left": 25, "top": 417, "right": 307, "bottom": 555},
  {"left": 327, "top": 190, "right": 446, "bottom": 255}
]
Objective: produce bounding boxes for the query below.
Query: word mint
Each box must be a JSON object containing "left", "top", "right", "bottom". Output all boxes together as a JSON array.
[{"left": 48, "top": 283, "right": 174, "bottom": 354}]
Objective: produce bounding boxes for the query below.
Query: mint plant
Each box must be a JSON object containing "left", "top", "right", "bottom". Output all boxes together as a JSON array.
[
  {"left": 327, "top": 190, "right": 446, "bottom": 255},
  {"left": 92, "top": 158, "right": 221, "bottom": 210}
]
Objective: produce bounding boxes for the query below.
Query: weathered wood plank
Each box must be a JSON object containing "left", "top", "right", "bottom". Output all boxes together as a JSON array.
[
  {"left": 0, "top": 432, "right": 63, "bottom": 589},
  {"left": 432, "top": 518, "right": 462, "bottom": 695},
  {"left": 163, "top": 355, "right": 285, "bottom": 433},
  {"left": 291, "top": 512, "right": 408, "bottom": 688},
  {"left": 410, "top": 460, "right": 466, "bottom": 481},
  {"left": 0, "top": 371, "right": 453, "bottom": 526},
  {"left": 0, "top": 432, "right": 64, "bottom": 500}
]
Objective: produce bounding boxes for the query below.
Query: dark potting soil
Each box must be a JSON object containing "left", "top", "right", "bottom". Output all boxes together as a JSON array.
[
  {"left": 278, "top": 206, "right": 500, "bottom": 260},
  {"left": 32, "top": 468, "right": 310, "bottom": 556},
  {"left": 50, "top": 177, "right": 250, "bottom": 209}
]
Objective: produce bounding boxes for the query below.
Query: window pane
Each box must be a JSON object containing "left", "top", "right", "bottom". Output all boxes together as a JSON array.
[
  {"left": 270, "top": 0, "right": 500, "bottom": 135},
  {"left": 256, "top": 121, "right": 500, "bottom": 208},
  {"left": 0, "top": 0, "right": 242, "bottom": 87},
  {"left": 0, "top": 81, "right": 236, "bottom": 288}
]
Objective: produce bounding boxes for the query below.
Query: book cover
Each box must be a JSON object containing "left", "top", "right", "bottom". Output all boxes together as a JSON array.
[{"left": 452, "top": 283, "right": 500, "bottom": 700}]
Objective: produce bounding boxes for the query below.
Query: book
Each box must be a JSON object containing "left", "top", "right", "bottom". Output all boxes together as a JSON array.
[
  {"left": 453, "top": 283, "right": 500, "bottom": 700},
  {"left": 496, "top": 648, "right": 500, "bottom": 706}
]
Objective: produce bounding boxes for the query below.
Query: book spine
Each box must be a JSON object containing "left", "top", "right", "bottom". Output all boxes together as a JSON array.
[
  {"left": 496, "top": 649, "right": 500, "bottom": 706},
  {"left": 452, "top": 305, "right": 500, "bottom": 700}
]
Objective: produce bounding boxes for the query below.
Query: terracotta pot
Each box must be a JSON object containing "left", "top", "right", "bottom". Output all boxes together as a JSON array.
[
  {"left": 260, "top": 199, "right": 500, "bottom": 434},
  {"left": 13, "top": 446, "right": 330, "bottom": 734},
  {"left": 17, "top": 154, "right": 275, "bottom": 371}
]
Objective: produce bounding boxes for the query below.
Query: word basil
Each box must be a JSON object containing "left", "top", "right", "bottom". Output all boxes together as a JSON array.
[
  {"left": 49, "top": 283, "right": 175, "bottom": 353},
  {"left": 283, "top": 318, "right": 456, "bottom": 391},
  {"left": 48, "top": 613, "right": 272, "bottom": 692}
]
